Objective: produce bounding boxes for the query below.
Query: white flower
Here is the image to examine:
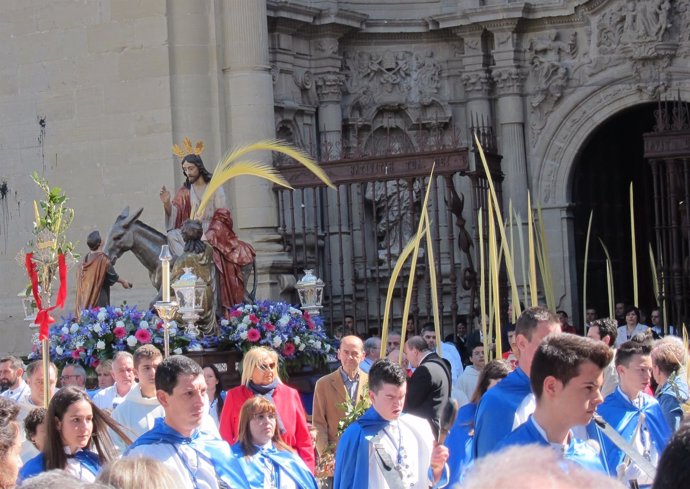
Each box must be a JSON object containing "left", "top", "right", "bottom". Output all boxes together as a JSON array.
[
  {"left": 298, "top": 343, "right": 306, "bottom": 351},
  {"left": 174, "top": 348, "right": 183, "bottom": 355},
  {"left": 289, "top": 307, "right": 302, "bottom": 315},
  {"left": 70, "top": 323, "right": 79, "bottom": 333},
  {"left": 278, "top": 315, "right": 290, "bottom": 326},
  {"left": 324, "top": 343, "right": 331, "bottom": 352},
  {"left": 114, "top": 307, "right": 122, "bottom": 314},
  {"left": 242, "top": 316, "right": 251, "bottom": 325},
  {"left": 240, "top": 331, "right": 248, "bottom": 340},
  {"left": 220, "top": 319, "right": 229, "bottom": 327},
  {"left": 188, "top": 343, "right": 203, "bottom": 352},
  {"left": 99, "top": 307, "right": 107, "bottom": 313},
  {"left": 75, "top": 341, "right": 84, "bottom": 348},
  {"left": 169, "top": 328, "right": 177, "bottom": 337},
  {"left": 55, "top": 346, "right": 64, "bottom": 355},
  {"left": 139, "top": 320, "right": 149, "bottom": 330},
  {"left": 126, "top": 335, "right": 138, "bottom": 347},
  {"left": 313, "top": 340, "right": 321, "bottom": 350},
  {"left": 272, "top": 336, "right": 282, "bottom": 347},
  {"left": 96, "top": 340, "right": 106, "bottom": 350},
  {"left": 97, "top": 312, "right": 107, "bottom": 321},
  {"left": 61, "top": 326, "right": 69, "bottom": 335},
  {"left": 93, "top": 324, "right": 102, "bottom": 334},
  {"left": 116, "top": 320, "right": 125, "bottom": 328},
  {"left": 293, "top": 336, "right": 301, "bottom": 345}
]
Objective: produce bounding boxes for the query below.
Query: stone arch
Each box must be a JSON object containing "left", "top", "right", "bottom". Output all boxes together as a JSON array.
[{"left": 534, "top": 74, "right": 690, "bottom": 207}]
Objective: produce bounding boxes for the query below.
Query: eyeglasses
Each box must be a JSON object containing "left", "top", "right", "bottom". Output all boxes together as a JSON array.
[
  {"left": 252, "top": 413, "right": 276, "bottom": 422},
  {"left": 257, "top": 362, "right": 276, "bottom": 372}
]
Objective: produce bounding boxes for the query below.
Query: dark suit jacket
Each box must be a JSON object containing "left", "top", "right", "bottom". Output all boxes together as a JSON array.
[{"left": 404, "top": 351, "right": 451, "bottom": 438}]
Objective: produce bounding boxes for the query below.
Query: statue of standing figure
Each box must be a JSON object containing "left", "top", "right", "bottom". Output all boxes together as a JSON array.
[{"left": 160, "top": 138, "right": 256, "bottom": 315}]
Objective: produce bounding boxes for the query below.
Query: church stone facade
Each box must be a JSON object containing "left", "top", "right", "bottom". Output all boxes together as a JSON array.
[{"left": 0, "top": 0, "right": 686, "bottom": 353}]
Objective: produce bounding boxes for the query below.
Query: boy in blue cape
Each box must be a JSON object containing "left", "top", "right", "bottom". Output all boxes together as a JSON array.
[
  {"left": 495, "top": 333, "right": 612, "bottom": 474},
  {"left": 333, "top": 359, "right": 449, "bottom": 489},
  {"left": 125, "top": 355, "right": 241, "bottom": 489},
  {"left": 597, "top": 340, "right": 671, "bottom": 487},
  {"left": 473, "top": 306, "right": 561, "bottom": 457}
]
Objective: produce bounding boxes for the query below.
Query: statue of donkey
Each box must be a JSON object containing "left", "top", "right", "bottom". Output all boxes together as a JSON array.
[{"left": 104, "top": 206, "right": 256, "bottom": 306}]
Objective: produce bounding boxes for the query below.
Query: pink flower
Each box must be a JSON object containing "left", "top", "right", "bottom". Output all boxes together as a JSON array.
[
  {"left": 71, "top": 349, "right": 82, "bottom": 360},
  {"left": 282, "top": 342, "right": 296, "bottom": 357},
  {"left": 229, "top": 309, "right": 242, "bottom": 318},
  {"left": 135, "top": 329, "right": 152, "bottom": 344},
  {"left": 265, "top": 323, "right": 275, "bottom": 331},
  {"left": 248, "top": 314, "right": 259, "bottom": 325},
  {"left": 247, "top": 328, "right": 261, "bottom": 342},
  {"left": 113, "top": 327, "right": 127, "bottom": 339},
  {"left": 91, "top": 358, "right": 101, "bottom": 368}
]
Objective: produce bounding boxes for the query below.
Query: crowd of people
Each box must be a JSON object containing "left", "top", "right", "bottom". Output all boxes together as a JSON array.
[{"left": 0, "top": 303, "right": 689, "bottom": 488}]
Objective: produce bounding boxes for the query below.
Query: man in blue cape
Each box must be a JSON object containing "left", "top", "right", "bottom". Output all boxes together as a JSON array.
[
  {"left": 125, "top": 355, "right": 242, "bottom": 489},
  {"left": 496, "top": 334, "right": 613, "bottom": 474},
  {"left": 473, "top": 307, "right": 561, "bottom": 457},
  {"left": 597, "top": 340, "right": 671, "bottom": 486},
  {"left": 334, "top": 359, "right": 449, "bottom": 489}
]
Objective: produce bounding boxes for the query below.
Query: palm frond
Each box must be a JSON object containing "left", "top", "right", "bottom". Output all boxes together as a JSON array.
[
  {"left": 219, "top": 140, "right": 335, "bottom": 190},
  {"left": 195, "top": 160, "right": 293, "bottom": 219}
]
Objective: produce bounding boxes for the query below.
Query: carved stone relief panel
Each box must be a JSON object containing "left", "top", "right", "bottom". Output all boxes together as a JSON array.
[
  {"left": 342, "top": 48, "right": 444, "bottom": 118},
  {"left": 526, "top": 31, "right": 578, "bottom": 146}
]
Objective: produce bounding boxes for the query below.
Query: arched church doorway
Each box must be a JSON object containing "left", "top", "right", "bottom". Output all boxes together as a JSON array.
[{"left": 572, "top": 103, "right": 658, "bottom": 324}]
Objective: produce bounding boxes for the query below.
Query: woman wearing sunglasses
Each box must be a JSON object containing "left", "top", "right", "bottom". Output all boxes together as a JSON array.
[{"left": 219, "top": 346, "right": 315, "bottom": 472}]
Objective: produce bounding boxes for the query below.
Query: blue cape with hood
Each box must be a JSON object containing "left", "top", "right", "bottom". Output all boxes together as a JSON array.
[
  {"left": 597, "top": 388, "right": 672, "bottom": 476},
  {"left": 496, "top": 416, "right": 607, "bottom": 473},
  {"left": 19, "top": 450, "right": 101, "bottom": 483}
]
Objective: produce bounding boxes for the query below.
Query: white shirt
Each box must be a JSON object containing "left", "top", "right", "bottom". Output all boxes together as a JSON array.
[
  {"left": 367, "top": 413, "right": 447, "bottom": 489},
  {"left": 458, "top": 365, "right": 481, "bottom": 403},
  {"left": 439, "top": 342, "right": 463, "bottom": 385},
  {"left": 64, "top": 447, "right": 97, "bottom": 482},
  {"left": 0, "top": 380, "right": 29, "bottom": 403},
  {"left": 615, "top": 324, "right": 650, "bottom": 346},
  {"left": 112, "top": 384, "right": 163, "bottom": 439},
  {"left": 128, "top": 442, "right": 219, "bottom": 489},
  {"left": 92, "top": 382, "right": 136, "bottom": 411}
]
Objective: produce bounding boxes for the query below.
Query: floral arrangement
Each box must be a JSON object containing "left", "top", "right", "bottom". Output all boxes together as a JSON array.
[
  {"left": 28, "top": 304, "right": 202, "bottom": 370},
  {"left": 216, "top": 300, "right": 334, "bottom": 370},
  {"left": 30, "top": 300, "right": 334, "bottom": 372}
]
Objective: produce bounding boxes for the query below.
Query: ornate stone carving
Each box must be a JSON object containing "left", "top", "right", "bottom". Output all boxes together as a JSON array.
[
  {"left": 493, "top": 68, "right": 526, "bottom": 96},
  {"left": 315, "top": 73, "right": 344, "bottom": 103},
  {"left": 342, "top": 49, "right": 443, "bottom": 111},
  {"left": 461, "top": 71, "right": 491, "bottom": 96},
  {"left": 527, "top": 32, "right": 577, "bottom": 146},
  {"left": 270, "top": 65, "right": 279, "bottom": 85},
  {"left": 315, "top": 39, "right": 339, "bottom": 56},
  {"left": 596, "top": 0, "right": 671, "bottom": 56},
  {"left": 293, "top": 70, "right": 313, "bottom": 90}
]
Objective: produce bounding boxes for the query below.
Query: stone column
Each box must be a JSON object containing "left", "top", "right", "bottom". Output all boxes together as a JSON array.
[
  {"left": 221, "top": 0, "right": 292, "bottom": 299},
  {"left": 315, "top": 72, "right": 355, "bottom": 308},
  {"left": 494, "top": 69, "right": 528, "bottom": 213}
]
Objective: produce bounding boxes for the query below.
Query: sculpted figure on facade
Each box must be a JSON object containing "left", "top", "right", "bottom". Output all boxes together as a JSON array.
[{"left": 527, "top": 31, "right": 577, "bottom": 145}]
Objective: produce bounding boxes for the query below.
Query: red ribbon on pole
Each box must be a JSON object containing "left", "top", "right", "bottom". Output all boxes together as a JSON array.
[{"left": 24, "top": 253, "right": 67, "bottom": 340}]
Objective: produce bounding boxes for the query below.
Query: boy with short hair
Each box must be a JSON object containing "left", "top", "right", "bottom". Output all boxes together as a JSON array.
[
  {"left": 496, "top": 334, "right": 612, "bottom": 472},
  {"left": 23, "top": 407, "right": 47, "bottom": 452},
  {"left": 112, "top": 344, "right": 164, "bottom": 438},
  {"left": 597, "top": 340, "right": 671, "bottom": 486}
]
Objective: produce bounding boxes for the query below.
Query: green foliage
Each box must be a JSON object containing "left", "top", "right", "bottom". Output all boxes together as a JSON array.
[
  {"left": 30, "top": 171, "right": 76, "bottom": 255},
  {"left": 337, "top": 389, "right": 370, "bottom": 436}
]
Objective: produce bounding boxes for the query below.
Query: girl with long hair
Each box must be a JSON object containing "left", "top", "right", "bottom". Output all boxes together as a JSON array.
[{"left": 19, "top": 386, "right": 131, "bottom": 483}]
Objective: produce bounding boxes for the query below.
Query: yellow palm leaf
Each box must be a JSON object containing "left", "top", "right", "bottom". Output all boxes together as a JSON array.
[
  {"left": 195, "top": 160, "right": 293, "bottom": 219},
  {"left": 219, "top": 139, "right": 335, "bottom": 190}
]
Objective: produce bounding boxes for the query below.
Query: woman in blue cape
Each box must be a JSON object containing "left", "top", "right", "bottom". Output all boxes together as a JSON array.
[
  {"left": 19, "top": 386, "right": 131, "bottom": 483},
  {"left": 229, "top": 396, "right": 317, "bottom": 489},
  {"left": 445, "top": 359, "right": 510, "bottom": 485}
]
